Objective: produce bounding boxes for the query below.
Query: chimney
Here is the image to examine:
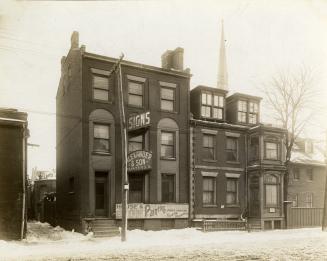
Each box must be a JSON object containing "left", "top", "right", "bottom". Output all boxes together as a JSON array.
[
  {"left": 161, "top": 47, "right": 184, "bottom": 71},
  {"left": 71, "top": 31, "right": 79, "bottom": 49},
  {"left": 161, "top": 50, "right": 173, "bottom": 69},
  {"left": 172, "top": 47, "right": 184, "bottom": 71}
]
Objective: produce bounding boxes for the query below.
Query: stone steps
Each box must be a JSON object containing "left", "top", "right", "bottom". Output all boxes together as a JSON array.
[{"left": 91, "top": 219, "right": 120, "bottom": 238}]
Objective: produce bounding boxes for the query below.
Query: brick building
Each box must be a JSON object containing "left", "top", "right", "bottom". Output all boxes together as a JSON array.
[
  {"left": 0, "top": 108, "right": 28, "bottom": 240},
  {"left": 56, "top": 32, "right": 191, "bottom": 234}
]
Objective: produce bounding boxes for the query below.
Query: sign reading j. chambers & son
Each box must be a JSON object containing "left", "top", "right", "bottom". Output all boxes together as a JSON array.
[
  {"left": 116, "top": 203, "right": 189, "bottom": 219},
  {"left": 127, "top": 150, "right": 152, "bottom": 172},
  {"left": 128, "top": 111, "right": 150, "bottom": 131}
]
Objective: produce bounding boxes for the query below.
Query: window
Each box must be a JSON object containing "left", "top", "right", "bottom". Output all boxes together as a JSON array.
[
  {"left": 305, "top": 140, "right": 314, "bottom": 153},
  {"left": 226, "top": 137, "right": 238, "bottom": 162},
  {"left": 128, "top": 81, "right": 143, "bottom": 107},
  {"left": 213, "top": 95, "right": 224, "bottom": 120},
  {"left": 161, "top": 131, "right": 175, "bottom": 159},
  {"left": 93, "top": 124, "right": 110, "bottom": 153},
  {"left": 226, "top": 178, "right": 238, "bottom": 205},
  {"left": 249, "top": 102, "right": 258, "bottom": 124},
  {"left": 304, "top": 193, "right": 313, "bottom": 208},
  {"left": 265, "top": 174, "right": 278, "bottom": 206},
  {"left": 203, "top": 177, "right": 215, "bottom": 205},
  {"left": 238, "top": 100, "right": 247, "bottom": 123},
  {"left": 128, "top": 135, "right": 143, "bottom": 153},
  {"left": 265, "top": 142, "right": 278, "bottom": 160},
  {"left": 161, "top": 87, "right": 175, "bottom": 111},
  {"left": 307, "top": 168, "right": 313, "bottom": 181},
  {"left": 249, "top": 136, "right": 259, "bottom": 162},
  {"left": 201, "top": 92, "right": 212, "bottom": 118},
  {"left": 129, "top": 175, "right": 144, "bottom": 203},
  {"left": 293, "top": 168, "right": 300, "bottom": 180},
  {"left": 93, "top": 75, "right": 109, "bottom": 101},
  {"left": 201, "top": 92, "right": 224, "bottom": 119},
  {"left": 203, "top": 134, "right": 215, "bottom": 160},
  {"left": 162, "top": 174, "right": 175, "bottom": 202},
  {"left": 69, "top": 177, "right": 74, "bottom": 193}
]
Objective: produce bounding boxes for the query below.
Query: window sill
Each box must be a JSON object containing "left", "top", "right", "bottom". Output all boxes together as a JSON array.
[
  {"left": 92, "top": 151, "right": 111, "bottom": 156},
  {"left": 203, "top": 204, "right": 218, "bottom": 208},
  {"left": 226, "top": 161, "right": 240, "bottom": 165},
  {"left": 203, "top": 159, "right": 217, "bottom": 163},
  {"left": 225, "top": 204, "right": 240, "bottom": 208},
  {"left": 68, "top": 192, "right": 75, "bottom": 195},
  {"left": 128, "top": 104, "right": 144, "bottom": 109},
  {"left": 160, "top": 157, "right": 176, "bottom": 161},
  {"left": 160, "top": 109, "right": 178, "bottom": 114},
  {"left": 92, "top": 99, "right": 112, "bottom": 104}
]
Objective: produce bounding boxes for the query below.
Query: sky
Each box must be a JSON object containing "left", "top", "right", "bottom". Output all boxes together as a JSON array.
[{"left": 0, "top": 0, "right": 327, "bottom": 174}]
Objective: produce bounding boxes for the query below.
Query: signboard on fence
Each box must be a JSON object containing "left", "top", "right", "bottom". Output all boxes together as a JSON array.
[
  {"left": 127, "top": 150, "right": 152, "bottom": 172},
  {"left": 116, "top": 203, "right": 189, "bottom": 219}
]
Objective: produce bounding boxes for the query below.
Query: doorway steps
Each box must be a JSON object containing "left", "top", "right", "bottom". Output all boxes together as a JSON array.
[{"left": 91, "top": 219, "right": 120, "bottom": 238}]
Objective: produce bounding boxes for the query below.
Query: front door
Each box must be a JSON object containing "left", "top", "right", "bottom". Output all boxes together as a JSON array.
[{"left": 95, "top": 172, "right": 108, "bottom": 217}]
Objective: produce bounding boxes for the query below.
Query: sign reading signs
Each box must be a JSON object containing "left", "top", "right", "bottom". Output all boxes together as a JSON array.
[
  {"left": 116, "top": 203, "right": 189, "bottom": 219},
  {"left": 127, "top": 150, "right": 152, "bottom": 172},
  {"left": 128, "top": 111, "right": 150, "bottom": 131}
]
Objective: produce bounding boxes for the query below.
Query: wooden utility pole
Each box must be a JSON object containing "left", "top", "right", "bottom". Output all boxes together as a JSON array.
[
  {"left": 108, "top": 54, "right": 128, "bottom": 241},
  {"left": 322, "top": 131, "right": 327, "bottom": 231}
]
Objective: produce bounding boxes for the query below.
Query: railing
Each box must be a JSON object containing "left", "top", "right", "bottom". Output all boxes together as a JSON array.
[
  {"left": 287, "top": 207, "right": 323, "bottom": 229},
  {"left": 202, "top": 219, "right": 247, "bottom": 232}
]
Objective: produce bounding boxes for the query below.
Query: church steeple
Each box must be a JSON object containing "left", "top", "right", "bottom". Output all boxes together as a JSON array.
[{"left": 217, "top": 20, "right": 228, "bottom": 90}]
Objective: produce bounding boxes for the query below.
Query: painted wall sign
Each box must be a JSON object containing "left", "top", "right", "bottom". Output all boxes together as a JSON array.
[
  {"left": 116, "top": 203, "right": 189, "bottom": 219},
  {"left": 127, "top": 150, "right": 152, "bottom": 172},
  {"left": 128, "top": 111, "right": 150, "bottom": 131}
]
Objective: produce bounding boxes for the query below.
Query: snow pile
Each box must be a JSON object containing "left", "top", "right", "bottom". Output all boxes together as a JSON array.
[
  {"left": 0, "top": 222, "right": 327, "bottom": 260},
  {"left": 25, "top": 221, "right": 84, "bottom": 242}
]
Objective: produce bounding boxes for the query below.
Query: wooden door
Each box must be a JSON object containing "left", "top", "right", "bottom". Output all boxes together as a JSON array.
[{"left": 95, "top": 172, "right": 108, "bottom": 217}]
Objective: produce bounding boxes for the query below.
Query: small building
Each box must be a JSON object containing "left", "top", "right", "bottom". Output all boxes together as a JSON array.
[
  {"left": 288, "top": 138, "right": 326, "bottom": 208},
  {"left": 0, "top": 108, "right": 28, "bottom": 240}
]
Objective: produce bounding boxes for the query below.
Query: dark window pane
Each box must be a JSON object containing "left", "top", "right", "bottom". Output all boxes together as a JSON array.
[
  {"left": 162, "top": 174, "right": 175, "bottom": 202},
  {"left": 128, "top": 94, "right": 143, "bottom": 107},
  {"left": 95, "top": 183, "right": 105, "bottom": 209},
  {"left": 94, "top": 139, "right": 109, "bottom": 152}
]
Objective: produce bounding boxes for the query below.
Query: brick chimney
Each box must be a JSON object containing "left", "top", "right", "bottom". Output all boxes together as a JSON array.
[
  {"left": 71, "top": 31, "right": 79, "bottom": 49},
  {"left": 161, "top": 47, "right": 184, "bottom": 71}
]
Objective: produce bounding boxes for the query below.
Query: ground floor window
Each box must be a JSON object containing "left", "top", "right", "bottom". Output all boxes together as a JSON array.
[
  {"left": 226, "top": 178, "right": 238, "bottom": 205},
  {"left": 129, "top": 175, "right": 144, "bottom": 203},
  {"left": 161, "top": 174, "right": 175, "bottom": 203},
  {"left": 264, "top": 174, "right": 279, "bottom": 206},
  {"left": 304, "top": 193, "right": 313, "bottom": 208},
  {"left": 203, "top": 177, "right": 215, "bottom": 205}
]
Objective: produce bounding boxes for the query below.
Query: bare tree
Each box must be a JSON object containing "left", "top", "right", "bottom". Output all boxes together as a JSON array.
[{"left": 261, "top": 67, "right": 316, "bottom": 228}]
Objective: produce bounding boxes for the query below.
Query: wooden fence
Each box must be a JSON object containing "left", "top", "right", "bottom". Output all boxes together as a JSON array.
[
  {"left": 202, "top": 220, "right": 246, "bottom": 232},
  {"left": 287, "top": 207, "right": 323, "bottom": 229}
]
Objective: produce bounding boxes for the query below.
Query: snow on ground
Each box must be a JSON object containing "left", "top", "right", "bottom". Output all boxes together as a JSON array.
[{"left": 1, "top": 222, "right": 327, "bottom": 260}]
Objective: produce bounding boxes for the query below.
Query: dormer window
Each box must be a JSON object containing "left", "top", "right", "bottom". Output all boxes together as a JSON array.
[
  {"left": 201, "top": 92, "right": 224, "bottom": 120},
  {"left": 237, "top": 100, "right": 247, "bottom": 123},
  {"left": 305, "top": 140, "right": 314, "bottom": 153},
  {"left": 249, "top": 102, "right": 258, "bottom": 124}
]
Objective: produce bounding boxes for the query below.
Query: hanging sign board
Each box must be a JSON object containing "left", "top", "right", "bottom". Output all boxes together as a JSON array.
[
  {"left": 128, "top": 111, "right": 150, "bottom": 131},
  {"left": 127, "top": 150, "right": 152, "bottom": 172}
]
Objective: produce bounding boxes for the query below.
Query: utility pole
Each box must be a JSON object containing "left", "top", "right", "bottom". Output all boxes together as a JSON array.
[{"left": 108, "top": 54, "right": 128, "bottom": 241}]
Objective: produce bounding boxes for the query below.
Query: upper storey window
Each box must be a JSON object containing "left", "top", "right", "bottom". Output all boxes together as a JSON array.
[
  {"left": 265, "top": 142, "right": 279, "bottom": 160},
  {"left": 201, "top": 92, "right": 224, "bottom": 120},
  {"left": 91, "top": 68, "right": 110, "bottom": 101},
  {"left": 161, "top": 87, "right": 175, "bottom": 112},
  {"left": 128, "top": 81, "right": 144, "bottom": 107},
  {"left": 237, "top": 100, "right": 247, "bottom": 123},
  {"left": 93, "top": 124, "right": 110, "bottom": 153},
  {"left": 128, "top": 135, "right": 143, "bottom": 153},
  {"left": 249, "top": 102, "right": 259, "bottom": 124}
]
